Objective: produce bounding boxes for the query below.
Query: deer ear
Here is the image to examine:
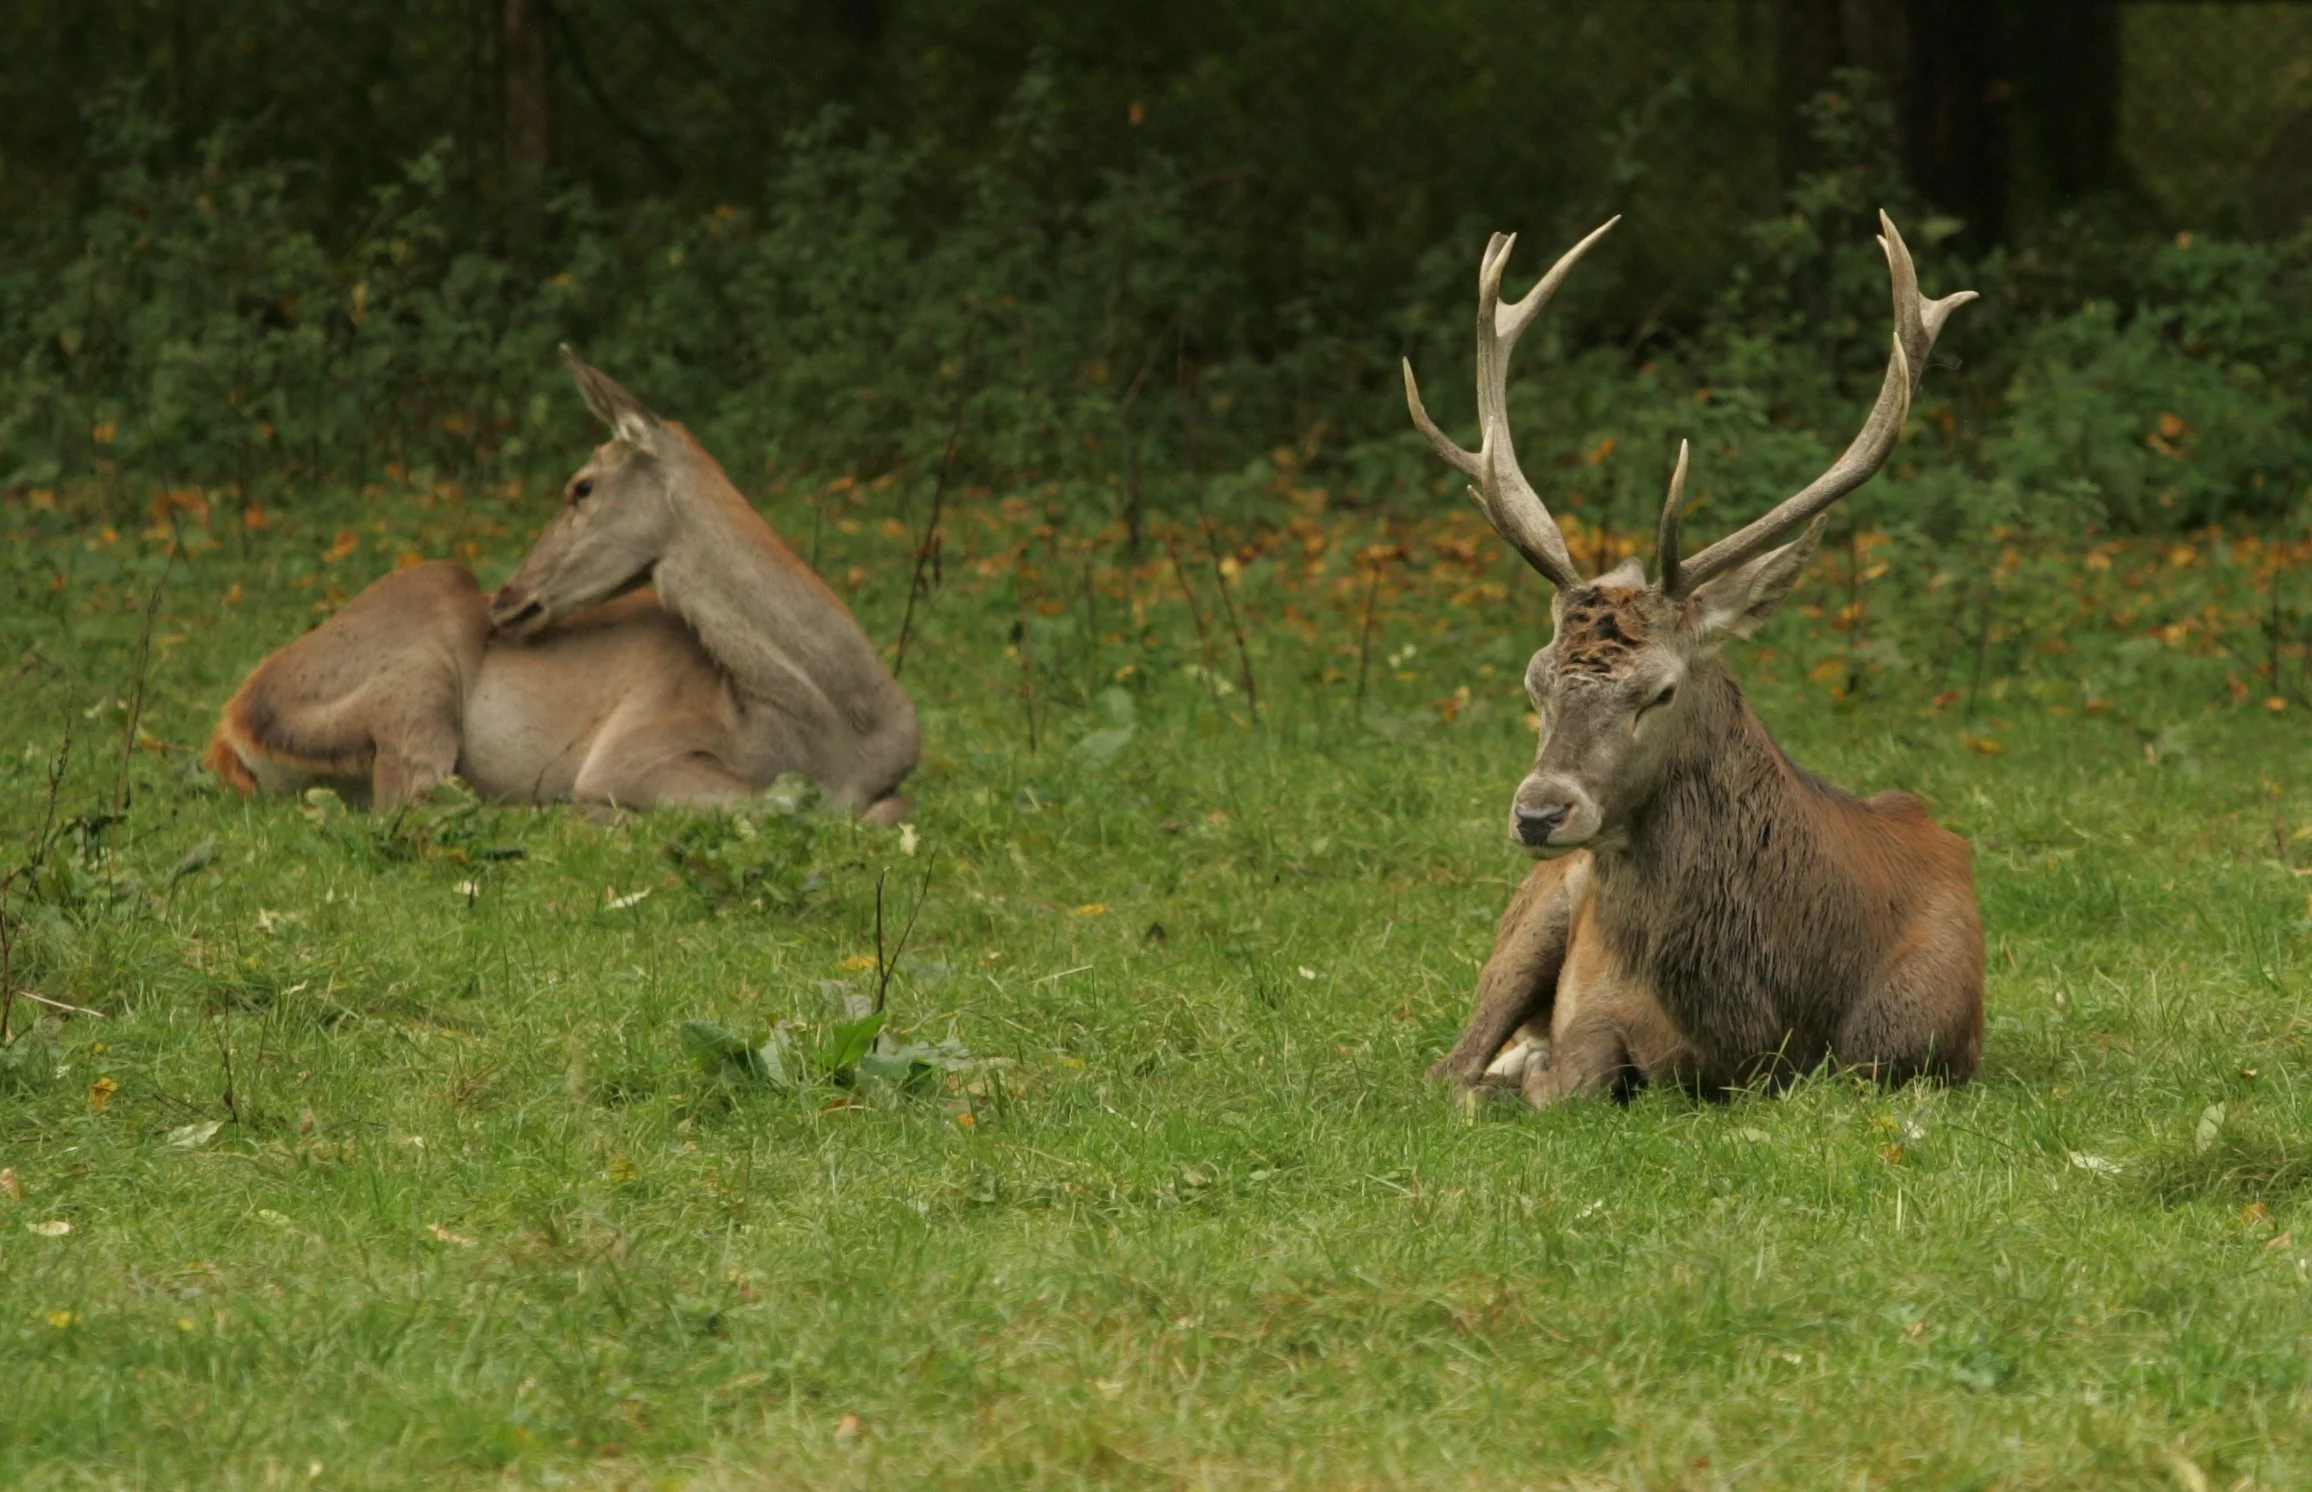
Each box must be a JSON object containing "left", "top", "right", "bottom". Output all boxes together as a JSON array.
[
  {"left": 1686, "top": 516, "right": 1826, "bottom": 644},
  {"left": 560, "top": 344, "right": 662, "bottom": 449}
]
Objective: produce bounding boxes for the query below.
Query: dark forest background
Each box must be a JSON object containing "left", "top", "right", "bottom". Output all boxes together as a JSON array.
[{"left": 3, "top": 0, "right": 2310, "bottom": 542}]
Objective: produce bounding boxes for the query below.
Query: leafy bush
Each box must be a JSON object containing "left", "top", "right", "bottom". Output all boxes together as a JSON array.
[{"left": 0, "top": 72, "right": 2305, "bottom": 539}]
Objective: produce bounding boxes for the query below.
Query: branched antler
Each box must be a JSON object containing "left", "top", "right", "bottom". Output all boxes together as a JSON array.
[
  {"left": 1406, "top": 211, "right": 1973, "bottom": 600},
  {"left": 1666, "top": 212, "right": 1976, "bottom": 595},
  {"left": 1404, "top": 218, "right": 1620, "bottom": 591}
]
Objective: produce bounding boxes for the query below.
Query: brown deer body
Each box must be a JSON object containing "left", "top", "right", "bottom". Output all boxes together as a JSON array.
[
  {"left": 1406, "top": 214, "right": 1984, "bottom": 1104},
  {"left": 207, "top": 350, "right": 917, "bottom": 819}
]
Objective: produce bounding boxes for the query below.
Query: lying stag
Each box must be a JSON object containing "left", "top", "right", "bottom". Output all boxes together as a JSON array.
[
  {"left": 1407, "top": 213, "right": 1983, "bottom": 1105},
  {"left": 208, "top": 349, "right": 917, "bottom": 819}
]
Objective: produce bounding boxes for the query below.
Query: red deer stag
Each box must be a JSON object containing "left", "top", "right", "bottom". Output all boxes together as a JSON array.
[
  {"left": 207, "top": 349, "right": 917, "bottom": 820},
  {"left": 1404, "top": 213, "right": 1983, "bottom": 1105}
]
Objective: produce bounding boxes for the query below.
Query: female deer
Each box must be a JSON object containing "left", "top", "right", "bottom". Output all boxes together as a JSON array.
[
  {"left": 207, "top": 349, "right": 917, "bottom": 819},
  {"left": 1405, "top": 213, "right": 1984, "bottom": 1105}
]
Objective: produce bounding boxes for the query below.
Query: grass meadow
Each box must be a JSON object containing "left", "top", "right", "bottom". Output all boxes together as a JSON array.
[{"left": 2, "top": 472, "right": 2309, "bottom": 1489}]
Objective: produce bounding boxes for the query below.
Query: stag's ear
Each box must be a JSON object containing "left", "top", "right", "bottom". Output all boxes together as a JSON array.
[
  {"left": 560, "top": 344, "right": 662, "bottom": 449},
  {"left": 1685, "top": 515, "right": 1826, "bottom": 644}
]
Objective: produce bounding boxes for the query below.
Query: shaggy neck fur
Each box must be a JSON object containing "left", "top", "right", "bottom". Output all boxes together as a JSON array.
[{"left": 1588, "top": 662, "right": 1897, "bottom": 1085}]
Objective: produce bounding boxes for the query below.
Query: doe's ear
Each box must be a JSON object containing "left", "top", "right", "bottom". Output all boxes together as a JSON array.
[
  {"left": 1686, "top": 515, "right": 1826, "bottom": 644},
  {"left": 560, "top": 344, "right": 661, "bottom": 449}
]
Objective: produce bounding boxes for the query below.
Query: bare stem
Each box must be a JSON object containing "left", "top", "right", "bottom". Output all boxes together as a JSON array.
[
  {"left": 1964, "top": 579, "right": 1996, "bottom": 723},
  {"left": 1014, "top": 553, "right": 1040, "bottom": 754},
  {"left": 115, "top": 525, "right": 181, "bottom": 820},
  {"left": 210, "top": 999, "right": 241, "bottom": 1127},
  {"left": 1352, "top": 545, "right": 1383, "bottom": 719},
  {"left": 873, "top": 857, "right": 934, "bottom": 1017},
  {"left": 1164, "top": 531, "right": 1225, "bottom": 716},
  {"left": 1844, "top": 518, "right": 1868, "bottom": 698},
  {"left": 892, "top": 396, "right": 969, "bottom": 680},
  {"left": 1201, "top": 518, "right": 1260, "bottom": 721},
  {"left": 1, "top": 715, "right": 74, "bottom": 1047}
]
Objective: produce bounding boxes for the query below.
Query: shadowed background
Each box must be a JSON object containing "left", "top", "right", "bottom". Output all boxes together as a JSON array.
[{"left": 0, "top": 0, "right": 2307, "bottom": 548}]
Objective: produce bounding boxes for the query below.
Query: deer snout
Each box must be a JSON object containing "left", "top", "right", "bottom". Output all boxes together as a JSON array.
[
  {"left": 1514, "top": 801, "right": 1570, "bottom": 845},
  {"left": 488, "top": 584, "right": 549, "bottom": 639},
  {"left": 1510, "top": 779, "right": 1595, "bottom": 854}
]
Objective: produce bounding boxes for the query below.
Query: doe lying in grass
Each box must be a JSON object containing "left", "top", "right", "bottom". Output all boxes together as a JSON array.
[
  {"left": 1404, "top": 212, "right": 1985, "bottom": 1105},
  {"left": 206, "top": 348, "right": 917, "bottom": 819}
]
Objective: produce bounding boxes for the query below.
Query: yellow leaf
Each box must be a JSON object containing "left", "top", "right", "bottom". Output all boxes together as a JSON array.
[
  {"left": 0, "top": 1167, "right": 18, "bottom": 1204},
  {"left": 840, "top": 953, "right": 878, "bottom": 972},
  {"left": 2265, "top": 697, "right": 2289, "bottom": 712},
  {"left": 1962, "top": 735, "right": 2005, "bottom": 756},
  {"left": 86, "top": 1077, "right": 118, "bottom": 1111},
  {"left": 1807, "top": 658, "right": 1844, "bottom": 686},
  {"left": 1072, "top": 903, "right": 1109, "bottom": 917},
  {"left": 45, "top": 1310, "right": 77, "bottom": 1329},
  {"left": 322, "top": 530, "right": 360, "bottom": 564}
]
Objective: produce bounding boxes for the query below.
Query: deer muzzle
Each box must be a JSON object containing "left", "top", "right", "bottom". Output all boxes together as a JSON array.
[
  {"left": 1510, "top": 777, "right": 1598, "bottom": 855},
  {"left": 488, "top": 585, "right": 550, "bottom": 640}
]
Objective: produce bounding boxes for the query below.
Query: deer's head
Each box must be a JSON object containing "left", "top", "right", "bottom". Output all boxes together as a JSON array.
[
  {"left": 491, "top": 348, "right": 683, "bottom": 640},
  {"left": 1404, "top": 213, "right": 1974, "bottom": 857}
]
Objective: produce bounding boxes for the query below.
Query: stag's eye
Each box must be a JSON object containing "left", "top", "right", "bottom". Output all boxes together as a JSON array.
[
  {"left": 1648, "top": 683, "right": 1676, "bottom": 710},
  {"left": 571, "top": 479, "right": 594, "bottom": 502}
]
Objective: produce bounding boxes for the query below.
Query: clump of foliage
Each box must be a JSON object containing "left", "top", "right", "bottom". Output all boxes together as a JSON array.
[{"left": 0, "top": 71, "right": 2306, "bottom": 540}]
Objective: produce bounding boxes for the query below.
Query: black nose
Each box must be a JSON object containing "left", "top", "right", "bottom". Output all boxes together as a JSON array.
[{"left": 1515, "top": 802, "right": 1570, "bottom": 846}]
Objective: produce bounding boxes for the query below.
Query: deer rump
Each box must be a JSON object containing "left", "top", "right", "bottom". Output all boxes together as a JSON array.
[
  {"left": 1408, "top": 213, "right": 1985, "bottom": 1105},
  {"left": 206, "top": 349, "right": 917, "bottom": 820}
]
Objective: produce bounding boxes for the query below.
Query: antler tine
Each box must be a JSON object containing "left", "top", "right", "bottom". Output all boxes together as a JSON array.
[
  {"left": 1654, "top": 439, "right": 1690, "bottom": 596},
  {"left": 1669, "top": 212, "right": 1976, "bottom": 596},
  {"left": 1404, "top": 217, "right": 1620, "bottom": 591}
]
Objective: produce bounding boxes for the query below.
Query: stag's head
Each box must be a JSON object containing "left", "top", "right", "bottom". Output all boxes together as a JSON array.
[
  {"left": 1404, "top": 213, "right": 1974, "bottom": 857},
  {"left": 491, "top": 348, "right": 683, "bottom": 640}
]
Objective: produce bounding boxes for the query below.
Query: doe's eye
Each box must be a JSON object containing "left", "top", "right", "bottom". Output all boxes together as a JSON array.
[{"left": 571, "top": 479, "right": 594, "bottom": 501}]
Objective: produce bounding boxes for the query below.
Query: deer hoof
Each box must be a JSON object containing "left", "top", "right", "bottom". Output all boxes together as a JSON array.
[{"left": 1483, "top": 1034, "right": 1550, "bottom": 1087}]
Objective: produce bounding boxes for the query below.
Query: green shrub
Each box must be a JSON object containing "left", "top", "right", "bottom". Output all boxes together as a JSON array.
[{"left": 0, "top": 73, "right": 2305, "bottom": 540}]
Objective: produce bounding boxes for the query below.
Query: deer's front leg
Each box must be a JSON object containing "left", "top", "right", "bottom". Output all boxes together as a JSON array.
[{"left": 1429, "top": 854, "right": 1588, "bottom": 1089}]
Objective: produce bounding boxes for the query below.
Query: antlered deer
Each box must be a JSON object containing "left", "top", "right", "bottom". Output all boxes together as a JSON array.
[
  {"left": 207, "top": 349, "right": 917, "bottom": 819},
  {"left": 1405, "top": 213, "right": 1984, "bottom": 1105}
]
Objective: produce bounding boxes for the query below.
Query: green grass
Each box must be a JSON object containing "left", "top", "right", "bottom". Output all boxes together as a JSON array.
[{"left": 2, "top": 480, "right": 2309, "bottom": 1489}]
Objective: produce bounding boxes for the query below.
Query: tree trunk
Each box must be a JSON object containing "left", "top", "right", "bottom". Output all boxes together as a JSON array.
[
  {"left": 502, "top": 0, "right": 552, "bottom": 176},
  {"left": 1776, "top": 0, "right": 1844, "bottom": 185},
  {"left": 2013, "top": 0, "right": 2122, "bottom": 200},
  {"left": 1900, "top": 0, "right": 2010, "bottom": 251},
  {"left": 1779, "top": 0, "right": 2018, "bottom": 249},
  {"left": 1776, "top": 0, "right": 1908, "bottom": 186}
]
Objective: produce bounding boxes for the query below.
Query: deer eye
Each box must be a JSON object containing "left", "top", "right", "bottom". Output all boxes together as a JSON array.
[
  {"left": 1644, "top": 683, "right": 1676, "bottom": 712},
  {"left": 571, "top": 479, "right": 594, "bottom": 502}
]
